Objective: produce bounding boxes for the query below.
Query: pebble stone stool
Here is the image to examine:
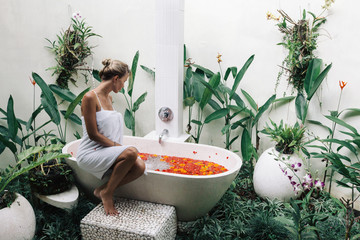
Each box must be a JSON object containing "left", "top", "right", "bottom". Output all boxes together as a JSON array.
[{"left": 81, "top": 198, "right": 177, "bottom": 240}]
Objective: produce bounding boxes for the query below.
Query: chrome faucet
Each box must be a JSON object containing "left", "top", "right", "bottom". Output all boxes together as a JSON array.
[{"left": 159, "top": 129, "right": 169, "bottom": 144}]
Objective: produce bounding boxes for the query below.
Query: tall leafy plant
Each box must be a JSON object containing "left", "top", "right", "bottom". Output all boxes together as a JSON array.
[
  {"left": 296, "top": 58, "right": 332, "bottom": 124},
  {"left": 308, "top": 81, "right": 360, "bottom": 194},
  {"left": 121, "top": 51, "right": 147, "bottom": 136},
  {"left": 0, "top": 95, "right": 52, "bottom": 155},
  {"left": 32, "top": 72, "right": 89, "bottom": 143},
  {"left": 186, "top": 54, "right": 265, "bottom": 150}
]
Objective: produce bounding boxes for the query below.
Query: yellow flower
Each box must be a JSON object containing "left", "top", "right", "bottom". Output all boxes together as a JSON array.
[
  {"left": 266, "top": 11, "right": 280, "bottom": 21},
  {"left": 217, "top": 53, "right": 222, "bottom": 63},
  {"left": 266, "top": 12, "right": 272, "bottom": 20}
]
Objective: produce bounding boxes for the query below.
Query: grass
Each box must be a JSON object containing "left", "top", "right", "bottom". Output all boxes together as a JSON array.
[{"left": 3, "top": 168, "right": 360, "bottom": 240}]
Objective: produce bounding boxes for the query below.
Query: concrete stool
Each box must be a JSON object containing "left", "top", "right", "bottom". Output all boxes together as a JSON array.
[
  {"left": 34, "top": 185, "right": 79, "bottom": 210},
  {"left": 81, "top": 198, "right": 177, "bottom": 240}
]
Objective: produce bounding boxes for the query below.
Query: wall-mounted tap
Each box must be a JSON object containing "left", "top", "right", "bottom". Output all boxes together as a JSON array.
[
  {"left": 158, "top": 107, "right": 173, "bottom": 122},
  {"left": 159, "top": 129, "right": 169, "bottom": 144}
]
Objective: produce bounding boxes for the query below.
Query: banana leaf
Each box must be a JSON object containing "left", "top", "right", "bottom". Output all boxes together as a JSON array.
[
  {"left": 64, "top": 87, "right": 90, "bottom": 119},
  {"left": 241, "top": 128, "right": 253, "bottom": 162},
  {"left": 6, "top": 95, "right": 18, "bottom": 141},
  {"left": 49, "top": 84, "right": 77, "bottom": 102},
  {"left": 252, "top": 94, "right": 276, "bottom": 127},
  {"left": 325, "top": 115, "right": 359, "bottom": 135},
  {"left": 304, "top": 58, "right": 322, "bottom": 96},
  {"left": 224, "top": 67, "right": 237, "bottom": 81},
  {"left": 124, "top": 109, "right": 134, "bottom": 130},
  {"left": 204, "top": 108, "right": 229, "bottom": 124},
  {"left": 128, "top": 50, "right": 139, "bottom": 97},
  {"left": 60, "top": 111, "right": 81, "bottom": 125},
  {"left": 304, "top": 59, "right": 332, "bottom": 101},
  {"left": 230, "top": 54, "right": 255, "bottom": 98},
  {"left": 26, "top": 105, "right": 43, "bottom": 131},
  {"left": 295, "top": 93, "right": 307, "bottom": 123},
  {"left": 199, "top": 73, "right": 221, "bottom": 109},
  {"left": 33, "top": 72, "right": 61, "bottom": 125},
  {"left": 192, "top": 64, "right": 214, "bottom": 78},
  {"left": 192, "top": 71, "right": 206, "bottom": 103},
  {"left": 0, "top": 134, "right": 17, "bottom": 154},
  {"left": 133, "top": 92, "right": 147, "bottom": 112},
  {"left": 140, "top": 65, "right": 155, "bottom": 80},
  {"left": 241, "top": 89, "right": 257, "bottom": 111},
  {"left": 92, "top": 69, "right": 101, "bottom": 82}
]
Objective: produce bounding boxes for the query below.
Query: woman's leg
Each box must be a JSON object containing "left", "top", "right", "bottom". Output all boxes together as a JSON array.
[
  {"left": 98, "top": 147, "right": 138, "bottom": 215},
  {"left": 94, "top": 157, "right": 145, "bottom": 199},
  {"left": 114, "top": 157, "right": 145, "bottom": 187}
]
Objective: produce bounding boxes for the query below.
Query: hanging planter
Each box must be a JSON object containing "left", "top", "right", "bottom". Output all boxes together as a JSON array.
[
  {"left": 0, "top": 193, "right": 36, "bottom": 240},
  {"left": 253, "top": 147, "right": 306, "bottom": 201}
]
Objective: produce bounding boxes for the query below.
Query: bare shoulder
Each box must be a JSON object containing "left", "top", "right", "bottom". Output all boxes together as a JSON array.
[{"left": 81, "top": 91, "right": 98, "bottom": 113}]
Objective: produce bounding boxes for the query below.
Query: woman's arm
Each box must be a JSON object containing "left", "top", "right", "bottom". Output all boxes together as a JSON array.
[{"left": 81, "top": 92, "right": 121, "bottom": 147}]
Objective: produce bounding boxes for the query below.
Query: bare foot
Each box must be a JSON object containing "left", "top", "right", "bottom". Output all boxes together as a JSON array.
[
  {"left": 99, "top": 190, "right": 118, "bottom": 216},
  {"left": 93, "top": 187, "right": 101, "bottom": 200},
  {"left": 93, "top": 184, "right": 107, "bottom": 200}
]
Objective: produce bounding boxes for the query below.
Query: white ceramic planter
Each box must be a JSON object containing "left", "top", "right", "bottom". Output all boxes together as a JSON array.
[
  {"left": 253, "top": 147, "right": 306, "bottom": 202},
  {"left": 0, "top": 193, "right": 36, "bottom": 240}
]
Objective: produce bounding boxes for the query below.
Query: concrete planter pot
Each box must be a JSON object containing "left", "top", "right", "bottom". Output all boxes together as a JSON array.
[
  {"left": 253, "top": 147, "right": 306, "bottom": 202},
  {"left": 0, "top": 193, "right": 36, "bottom": 240}
]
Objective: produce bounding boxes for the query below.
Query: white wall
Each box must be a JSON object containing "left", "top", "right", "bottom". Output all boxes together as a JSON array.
[{"left": 1, "top": 0, "right": 359, "bottom": 204}]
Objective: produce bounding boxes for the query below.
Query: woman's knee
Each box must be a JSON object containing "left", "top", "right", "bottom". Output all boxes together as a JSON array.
[
  {"left": 136, "top": 158, "right": 145, "bottom": 174},
  {"left": 123, "top": 147, "right": 138, "bottom": 162}
]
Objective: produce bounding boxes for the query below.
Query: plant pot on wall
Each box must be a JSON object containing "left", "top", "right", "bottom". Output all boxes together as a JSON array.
[
  {"left": 253, "top": 147, "right": 306, "bottom": 202},
  {"left": 0, "top": 193, "right": 36, "bottom": 240}
]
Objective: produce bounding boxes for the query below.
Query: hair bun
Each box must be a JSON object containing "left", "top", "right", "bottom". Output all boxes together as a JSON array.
[{"left": 102, "top": 59, "right": 112, "bottom": 67}]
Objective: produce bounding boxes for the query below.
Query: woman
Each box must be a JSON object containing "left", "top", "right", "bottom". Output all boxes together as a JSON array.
[{"left": 77, "top": 59, "right": 145, "bottom": 215}]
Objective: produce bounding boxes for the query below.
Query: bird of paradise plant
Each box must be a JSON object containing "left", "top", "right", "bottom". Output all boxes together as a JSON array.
[{"left": 308, "top": 81, "right": 360, "bottom": 197}]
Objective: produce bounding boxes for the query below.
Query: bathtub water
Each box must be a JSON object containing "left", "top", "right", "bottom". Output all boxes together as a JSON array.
[{"left": 62, "top": 136, "right": 242, "bottom": 221}]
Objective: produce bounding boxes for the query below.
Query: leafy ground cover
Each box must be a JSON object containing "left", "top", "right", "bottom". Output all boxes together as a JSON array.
[{"left": 3, "top": 166, "right": 360, "bottom": 240}]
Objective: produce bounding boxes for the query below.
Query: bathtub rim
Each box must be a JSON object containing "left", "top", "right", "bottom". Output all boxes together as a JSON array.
[{"left": 62, "top": 137, "right": 242, "bottom": 180}]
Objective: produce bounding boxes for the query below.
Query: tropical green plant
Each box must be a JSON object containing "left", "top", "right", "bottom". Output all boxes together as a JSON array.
[
  {"left": 307, "top": 81, "right": 360, "bottom": 195},
  {"left": 0, "top": 144, "right": 71, "bottom": 208},
  {"left": 32, "top": 72, "right": 90, "bottom": 143},
  {"left": 183, "top": 65, "right": 225, "bottom": 144},
  {"left": 269, "top": 6, "right": 333, "bottom": 124},
  {"left": 261, "top": 120, "right": 306, "bottom": 154},
  {"left": 46, "top": 13, "right": 101, "bottom": 89},
  {"left": 246, "top": 212, "right": 292, "bottom": 240},
  {"left": 185, "top": 54, "right": 271, "bottom": 151},
  {"left": 275, "top": 197, "right": 322, "bottom": 240},
  {"left": 236, "top": 91, "right": 277, "bottom": 179},
  {"left": 121, "top": 51, "right": 147, "bottom": 136},
  {"left": 0, "top": 95, "right": 52, "bottom": 155},
  {"left": 311, "top": 115, "right": 360, "bottom": 195},
  {"left": 295, "top": 58, "right": 332, "bottom": 124},
  {"left": 272, "top": 8, "right": 329, "bottom": 92}
]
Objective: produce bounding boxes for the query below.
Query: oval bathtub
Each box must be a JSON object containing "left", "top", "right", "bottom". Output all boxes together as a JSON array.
[{"left": 62, "top": 136, "right": 242, "bottom": 221}]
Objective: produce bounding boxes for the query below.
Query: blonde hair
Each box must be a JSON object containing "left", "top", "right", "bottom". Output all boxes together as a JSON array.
[{"left": 99, "top": 59, "right": 130, "bottom": 81}]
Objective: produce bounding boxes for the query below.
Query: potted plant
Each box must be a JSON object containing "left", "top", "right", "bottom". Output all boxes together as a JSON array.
[
  {"left": 28, "top": 145, "right": 74, "bottom": 195},
  {"left": 0, "top": 144, "right": 70, "bottom": 240},
  {"left": 253, "top": 120, "right": 307, "bottom": 201}
]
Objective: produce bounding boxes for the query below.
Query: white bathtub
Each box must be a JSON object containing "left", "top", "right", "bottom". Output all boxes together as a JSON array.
[{"left": 62, "top": 136, "right": 242, "bottom": 221}]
